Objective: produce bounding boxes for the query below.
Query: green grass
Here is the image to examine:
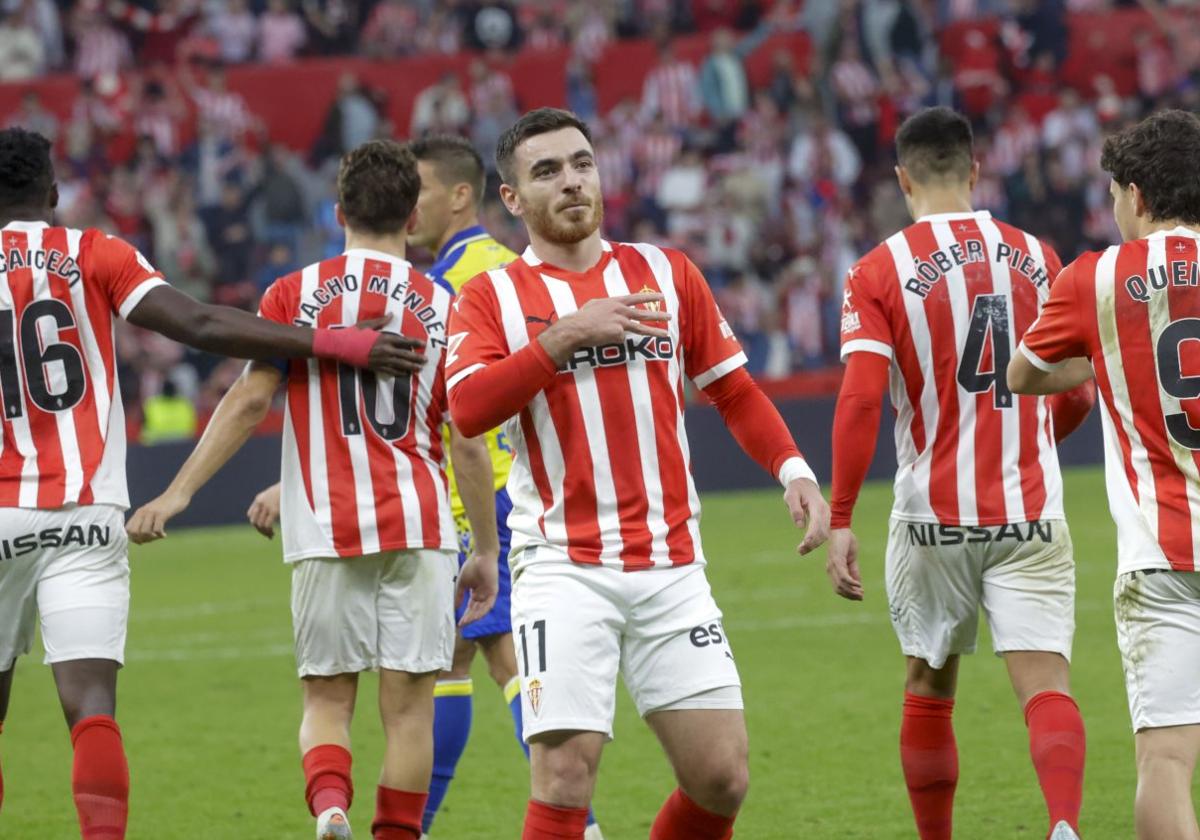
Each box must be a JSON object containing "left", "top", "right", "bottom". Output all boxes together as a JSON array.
[{"left": 0, "top": 466, "right": 1157, "bottom": 837}]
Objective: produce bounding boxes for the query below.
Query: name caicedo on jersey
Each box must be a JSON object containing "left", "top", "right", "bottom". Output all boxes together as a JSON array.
[{"left": 290, "top": 272, "right": 447, "bottom": 345}]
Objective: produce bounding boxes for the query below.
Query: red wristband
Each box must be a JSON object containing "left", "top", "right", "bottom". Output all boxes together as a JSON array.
[{"left": 313, "top": 327, "right": 376, "bottom": 368}]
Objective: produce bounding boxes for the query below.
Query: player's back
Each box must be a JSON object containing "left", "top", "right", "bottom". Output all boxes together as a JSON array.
[
  {"left": 0, "top": 221, "right": 165, "bottom": 509},
  {"left": 258, "top": 248, "right": 456, "bottom": 560},
  {"left": 1059, "top": 228, "right": 1200, "bottom": 570},
  {"left": 842, "top": 210, "right": 1063, "bottom": 526}
]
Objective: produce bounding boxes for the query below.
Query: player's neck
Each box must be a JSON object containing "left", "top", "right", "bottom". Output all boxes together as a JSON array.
[
  {"left": 434, "top": 214, "right": 481, "bottom": 257},
  {"left": 1135, "top": 218, "right": 1200, "bottom": 240},
  {"left": 908, "top": 189, "right": 974, "bottom": 222},
  {"left": 526, "top": 231, "right": 604, "bottom": 274},
  {"left": 344, "top": 231, "right": 408, "bottom": 261},
  {"left": 0, "top": 207, "right": 52, "bottom": 228}
]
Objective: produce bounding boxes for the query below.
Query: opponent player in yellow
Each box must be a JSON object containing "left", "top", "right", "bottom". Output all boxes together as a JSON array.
[{"left": 246, "top": 135, "right": 601, "bottom": 838}]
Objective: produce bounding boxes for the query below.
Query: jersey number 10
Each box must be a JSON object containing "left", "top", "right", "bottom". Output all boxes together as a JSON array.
[{"left": 336, "top": 364, "right": 415, "bottom": 441}]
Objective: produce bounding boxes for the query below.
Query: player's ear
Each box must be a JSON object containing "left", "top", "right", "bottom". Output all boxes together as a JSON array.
[
  {"left": 334, "top": 202, "right": 346, "bottom": 229},
  {"left": 452, "top": 182, "right": 472, "bottom": 214},
  {"left": 1130, "top": 183, "right": 1148, "bottom": 219},
  {"left": 895, "top": 165, "right": 911, "bottom": 196},
  {"left": 405, "top": 207, "right": 420, "bottom": 235},
  {"left": 967, "top": 159, "right": 980, "bottom": 191},
  {"left": 47, "top": 182, "right": 58, "bottom": 211},
  {"left": 499, "top": 182, "right": 522, "bottom": 218}
]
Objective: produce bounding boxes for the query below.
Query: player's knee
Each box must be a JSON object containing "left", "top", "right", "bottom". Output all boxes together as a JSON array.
[
  {"left": 686, "top": 761, "right": 750, "bottom": 814},
  {"left": 1137, "top": 741, "right": 1199, "bottom": 780},
  {"left": 533, "top": 743, "right": 599, "bottom": 807}
]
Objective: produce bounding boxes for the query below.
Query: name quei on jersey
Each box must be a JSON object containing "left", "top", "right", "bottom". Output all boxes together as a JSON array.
[
  {"left": 904, "top": 239, "right": 1051, "bottom": 298},
  {"left": 290, "top": 271, "right": 446, "bottom": 337},
  {"left": 1124, "top": 257, "right": 1200, "bottom": 303},
  {"left": 561, "top": 335, "right": 675, "bottom": 373}
]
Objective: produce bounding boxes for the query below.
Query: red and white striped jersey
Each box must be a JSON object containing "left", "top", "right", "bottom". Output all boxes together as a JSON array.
[
  {"left": 0, "top": 221, "right": 166, "bottom": 509},
  {"left": 1021, "top": 227, "right": 1200, "bottom": 573},
  {"left": 840, "top": 210, "right": 1065, "bottom": 526},
  {"left": 259, "top": 248, "right": 456, "bottom": 562},
  {"left": 445, "top": 241, "right": 745, "bottom": 572}
]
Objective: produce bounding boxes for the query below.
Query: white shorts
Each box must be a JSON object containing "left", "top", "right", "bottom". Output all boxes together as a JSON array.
[
  {"left": 1115, "top": 569, "right": 1200, "bottom": 731},
  {"left": 291, "top": 548, "right": 457, "bottom": 678},
  {"left": 510, "top": 554, "right": 743, "bottom": 742},
  {"left": 0, "top": 505, "right": 129, "bottom": 670},
  {"left": 885, "top": 518, "right": 1074, "bottom": 669}
]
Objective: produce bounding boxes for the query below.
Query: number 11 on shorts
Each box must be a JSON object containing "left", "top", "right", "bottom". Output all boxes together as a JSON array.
[{"left": 518, "top": 619, "right": 546, "bottom": 676}]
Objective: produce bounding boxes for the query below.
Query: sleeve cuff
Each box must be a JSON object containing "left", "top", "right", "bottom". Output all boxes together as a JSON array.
[
  {"left": 1018, "top": 341, "right": 1066, "bottom": 373},
  {"left": 840, "top": 338, "right": 893, "bottom": 361},
  {"left": 693, "top": 351, "right": 748, "bottom": 389},
  {"left": 118, "top": 276, "right": 168, "bottom": 320},
  {"left": 778, "top": 456, "right": 817, "bottom": 487}
]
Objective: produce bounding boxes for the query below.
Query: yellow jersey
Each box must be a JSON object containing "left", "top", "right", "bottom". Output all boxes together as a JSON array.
[{"left": 426, "top": 225, "right": 518, "bottom": 519}]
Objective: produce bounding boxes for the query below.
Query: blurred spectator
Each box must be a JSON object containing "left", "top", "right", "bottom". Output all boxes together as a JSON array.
[
  {"left": 181, "top": 62, "right": 255, "bottom": 141},
  {"left": 468, "top": 56, "right": 517, "bottom": 116},
  {"left": 200, "top": 181, "right": 254, "bottom": 287},
  {"left": 459, "top": 1, "right": 523, "bottom": 52},
  {"left": 302, "top": 0, "right": 360, "bottom": 55},
  {"left": 110, "top": 0, "right": 201, "bottom": 67},
  {"left": 255, "top": 241, "right": 299, "bottom": 291},
  {"left": 566, "top": 56, "right": 599, "bottom": 122},
  {"left": 829, "top": 37, "right": 880, "bottom": 163},
  {"left": 788, "top": 111, "right": 861, "bottom": 188},
  {"left": 360, "top": 0, "right": 416, "bottom": 57},
  {"left": 699, "top": 25, "right": 772, "bottom": 149},
  {"left": 5, "top": 90, "right": 57, "bottom": 140},
  {"left": 10, "top": 0, "right": 61, "bottom": 70},
  {"left": 0, "top": 8, "right": 44, "bottom": 79},
  {"left": 641, "top": 39, "right": 699, "bottom": 128},
  {"left": 567, "top": 0, "right": 613, "bottom": 63},
  {"left": 411, "top": 72, "right": 471, "bottom": 136},
  {"left": 133, "top": 78, "right": 189, "bottom": 157},
  {"left": 70, "top": 0, "right": 132, "bottom": 79},
  {"left": 258, "top": 0, "right": 307, "bottom": 62},
  {"left": 207, "top": 0, "right": 258, "bottom": 64},
  {"left": 139, "top": 379, "right": 197, "bottom": 444},
  {"left": 312, "top": 73, "right": 379, "bottom": 163},
  {"left": 148, "top": 180, "right": 217, "bottom": 300},
  {"left": 523, "top": 0, "right": 565, "bottom": 51},
  {"left": 254, "top": 144, "right": 308, "bottom": 251}
]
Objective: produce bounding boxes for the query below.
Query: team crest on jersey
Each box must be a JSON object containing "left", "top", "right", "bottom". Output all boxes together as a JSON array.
[
  {"left": 638, "top": 285, "right": 662, "bottom": 312},
  {"left": 527, "top": 678, "right": 544, "bottom": 716}
]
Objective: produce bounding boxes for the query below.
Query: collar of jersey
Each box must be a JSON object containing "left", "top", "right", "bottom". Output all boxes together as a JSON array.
[
  {"left": 522, "top": 239, "right": 613, "bottom": 271},
  {"left": 1146, "top": 225, "right": 1200, "bottom": 241},
  {"left": 916, "top": 210, "right": 991, "bottom": 224},
  {"left": 2, "top": 220, "right": 49, "bottom": 231},
  {"left": 435, "top": 225, "right": 489, "bottom": 265},
  {"left": 343, "top": 247, "right": 410, "bottom": 265}
]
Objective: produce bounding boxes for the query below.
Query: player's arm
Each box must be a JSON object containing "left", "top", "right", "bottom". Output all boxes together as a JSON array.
[
  {"left": 448, "top": 425, "right": 500, "bottom": 626},
  {"left": 826, "top": 351, "right": 891, "bottom": 601},
  {"left": 127, "top": 363, "right": 282, "bottom": 543},
  {"left": 127, "top": 286, "right": 425, "bottom": 377},
  {"left": 247, "top": 481, "right": 282, "bottom": 539},
  {"left": 447, "top": 288, "right": 670, "bottom": 437},
  {"left": 1007, "top": 354, "right": 1094, "bottom": 396},
  {"left": 1007, "top": 259, "right": 1093, "bottom": 396},
  {"left": 702, "top": 368, "right": 830, "bottom": 555}
]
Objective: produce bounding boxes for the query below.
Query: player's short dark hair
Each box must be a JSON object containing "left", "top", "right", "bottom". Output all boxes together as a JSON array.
[
  {"left": 895, "top": 107, "right": 974, "bottom": 183},
  {"left": 495, "top": 108, "right": 592, "bottom": 186},
  {"left": 1101, "top": 109, "right": 1200, "bottom": 224},
  {"left": 0, "top": 127, "right": 53, "bottom": 209},
  {"left": 409, "top": 134, "right": 486, "bottom": 207},
  {"left": 336, "top": 139, "right": 420, "bottom": 235}
]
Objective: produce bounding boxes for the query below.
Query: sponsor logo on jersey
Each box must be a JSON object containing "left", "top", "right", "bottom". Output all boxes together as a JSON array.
[
  {"left": 905, "top": 520, "right": 1054, "bottom": 547},
  {"left": 527, "top": 678, "right": 543, "bottom": 716},
  {"left": 0, "top": 524, "right": 112, "bottom": 561},
  {"left": 562, "top": 335, "right": 675, "bottom": 373}
]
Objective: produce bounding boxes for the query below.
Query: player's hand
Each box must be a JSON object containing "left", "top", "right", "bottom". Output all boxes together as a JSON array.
[
  {"left": 126, "top": 490, "right": 190, "bottom": 544},
  {"left": 357, "top": 315, "right": 427, "bottom": 377},
  {"left": 785, "top": 478, "right": 831, "bottom": 555},
  {"left": 456, "top": 550, "right": 500, "bottom": 627},
  {"left": 539, "top": 293, "right": 672, "bottom": 364},
  {"left": 826, "top": 527, "right": 864, "bottom": 601},
  {"left": 247, "top": 482, "right": 282, "bottom": 539}
]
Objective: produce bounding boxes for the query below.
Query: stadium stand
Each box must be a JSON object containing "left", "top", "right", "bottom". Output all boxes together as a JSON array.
[{"left": 0, "top": 0, "right": 1196, "bottom": 437}]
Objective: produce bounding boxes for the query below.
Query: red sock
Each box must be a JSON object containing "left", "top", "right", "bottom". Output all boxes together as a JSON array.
[
  {"left": 302, "top": 744, "right": 353, "bottom": 817},
  {"left": 1025, "top": 691, "right": 1086, "bottom": 835},
  {"left": 371, "top": 785, "right": 426, "bottom": 839},
  {"left": 651, "top": 788, "right": 736, "bottom": 840},
  {"left": 70, "top": 715, "right": 129, "bottom": 840},
  {"left": 522, "top": 799, "right": 590, "bottom": 839},
  {"left": 900, "top": 692, "right": 957, "bottom": 840}
]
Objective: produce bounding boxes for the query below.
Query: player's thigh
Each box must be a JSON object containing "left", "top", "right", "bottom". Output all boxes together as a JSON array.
[
  {"left": 510, "top": 560, "right": 623, "bottom": 741},
  {"left": 621, "top": 564, "right": 742, "bottom": 719},
  {"left": 1136, "top": 723, "right": 1200, "bottom": 776},
  {"left": 982, "top": 519, "right": 1074, "bottom": 661},
  {"left": 1115, "top": 570, "right": 1200, "bottom": 732},
  {"left": 0, "top": 509, "right": 45, "bottom": 672},
  {"left": 377, "top": 548, "right": 457, "bottom": 675},
  {"left": 885, "top": 519, "right": 984, "bottom": 669},
  {"left": 291, "top": 554, "right": 381, "bottom": 677},
  {"left": 646, "top": 706, "right": 749, "bottom": 794},
  {"left": 36, "top": 505, "right": 129, "bottom": 667}
]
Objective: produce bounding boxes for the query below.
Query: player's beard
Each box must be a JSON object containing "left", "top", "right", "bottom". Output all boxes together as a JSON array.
[{"left": 526, "top": 193, "right": 605, "bottom": 245}]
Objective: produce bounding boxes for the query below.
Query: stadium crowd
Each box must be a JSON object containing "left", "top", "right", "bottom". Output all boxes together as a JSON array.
[{"left": 0, "top": 0, "right": 1198, "bottom": 435}]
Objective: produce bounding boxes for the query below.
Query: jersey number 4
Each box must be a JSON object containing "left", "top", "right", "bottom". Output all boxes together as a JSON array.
[
  {"left": 958, "top": 294, "right": 1013, "bottom": 409},
  {"left": 336, "top": 364, "right": 415, "bottom": 441},
  {"left": 0, "top": 301, "right": 87, "bottom": 420}
]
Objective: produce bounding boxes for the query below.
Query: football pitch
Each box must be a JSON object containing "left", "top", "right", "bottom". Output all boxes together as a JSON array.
[{"left": 0, "top": 466, "right": 1173, "bottom": 838}]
